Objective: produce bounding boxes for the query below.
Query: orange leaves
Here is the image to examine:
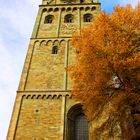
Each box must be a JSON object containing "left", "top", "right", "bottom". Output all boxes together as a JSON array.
[{"left": 71, "top": 3, "right": 140, "bottom": 138}]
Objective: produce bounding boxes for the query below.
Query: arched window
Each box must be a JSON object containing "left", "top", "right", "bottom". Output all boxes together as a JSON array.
[
  {"left": 44, "top": 15, "right": 54, "bottom": 24},
  {"left": 64, "top": 14, "right": 74, "bottom": 23},
  {"left": 84, "top": 14, "right": 93, "bottom": 22},
  {"left": 52, "top": 46, "right": 58, "bottom": 54},
  {"left": 75, "top": 114, "right": 89, "bottom": 140},
  {"left": 80, "top": 0, "right": 84, "bottom": 3},
  {"left": 67, "top": 104, "right": 89, "bottom": 140}
]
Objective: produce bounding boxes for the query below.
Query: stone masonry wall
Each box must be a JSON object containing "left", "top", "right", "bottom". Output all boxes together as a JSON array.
[
  {"left": 7, "top": 1, "right": 101, "bottom": 140},
  {"left": 15, "top": 94, "right": 62, "bottom": 140}
]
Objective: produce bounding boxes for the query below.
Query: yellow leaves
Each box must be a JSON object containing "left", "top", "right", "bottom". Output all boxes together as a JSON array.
[{"left": 70, "top": 5, "right": 140, "bottom": 137}]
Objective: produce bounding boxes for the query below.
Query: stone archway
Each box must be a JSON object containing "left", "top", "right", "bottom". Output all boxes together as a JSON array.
[{"left": 67, "top": 104, "right": 89, "bottom": 140}]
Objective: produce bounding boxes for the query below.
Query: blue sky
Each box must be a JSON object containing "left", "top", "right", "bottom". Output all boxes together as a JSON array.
[{"left": 0, "top": 0, "right": 139, "bottom": 139}]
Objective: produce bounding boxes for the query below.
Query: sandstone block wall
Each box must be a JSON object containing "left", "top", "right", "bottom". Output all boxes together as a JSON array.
[{"left": 7, "top": 1, "right": 101, "bottom": 140}]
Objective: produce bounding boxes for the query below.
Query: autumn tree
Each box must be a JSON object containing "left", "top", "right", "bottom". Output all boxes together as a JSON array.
[{"left": 71, "top": 4, "right": 140, "bottom": 140}]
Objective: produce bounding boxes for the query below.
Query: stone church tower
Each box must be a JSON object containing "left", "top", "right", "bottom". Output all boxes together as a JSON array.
[{"left": 7, "top": 0, "right": 101, "bottom": 140}]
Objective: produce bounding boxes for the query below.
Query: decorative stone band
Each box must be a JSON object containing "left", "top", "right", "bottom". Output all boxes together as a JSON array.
[
  {"left": 20, "top": 93, "right": 72, "bottom": 100},
  {"left": 40, "top": 5, "right": 99, "bottom": 13}
]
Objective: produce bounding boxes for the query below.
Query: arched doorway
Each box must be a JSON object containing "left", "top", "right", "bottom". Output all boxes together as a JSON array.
[{"left": 67, "top": 104, "right": 89, "bottom": 140}]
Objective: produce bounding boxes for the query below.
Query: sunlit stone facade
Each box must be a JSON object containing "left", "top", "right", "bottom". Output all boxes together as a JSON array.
[{"left": 7, "top": 0, "right": 101, "bottom": 139}]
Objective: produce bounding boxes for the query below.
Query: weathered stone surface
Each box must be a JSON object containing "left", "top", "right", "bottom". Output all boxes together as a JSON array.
[{"left": 7, "top": 0, "right": 101, "bottom": 140}]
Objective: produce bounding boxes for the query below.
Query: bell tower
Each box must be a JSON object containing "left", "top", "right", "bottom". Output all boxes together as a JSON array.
[{"left": 7, "top": 0, "right": 101, "bottom": 140}]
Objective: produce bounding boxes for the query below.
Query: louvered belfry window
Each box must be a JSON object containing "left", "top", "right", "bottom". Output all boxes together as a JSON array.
[{"left": 67, "top": 104, "right": 89, "bottom": 140}]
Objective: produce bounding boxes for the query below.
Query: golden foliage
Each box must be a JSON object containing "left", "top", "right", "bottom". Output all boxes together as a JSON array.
[{"left": 71, "top": 4, "right": 140, "bottom": 140}]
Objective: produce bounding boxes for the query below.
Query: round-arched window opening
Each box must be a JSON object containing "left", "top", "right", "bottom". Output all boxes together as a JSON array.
[
  {"left": 64, "top": 14, "right": 74, "bottom": 23},
  {"left": 52, "top": 46, "right": 58, "bottom": 54},
  {"left": 75, "top": 114, "right": 89, "bottom": 140},
  {"left": 80, "top": 0, "right": 84, "bottom": 3},
  {"left": 44, "top": 15, "right": 54, "bottom": 24},
  {"left": 67, "top": 104, "right": 89, "bottom": 140},
  {"left": 84, "top": 14, "right": 93, "bottom": 22}
]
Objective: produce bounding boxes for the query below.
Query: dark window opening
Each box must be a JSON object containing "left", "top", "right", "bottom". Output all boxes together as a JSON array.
[
  {"left": 44, "top": 15, "right": 54, "bottom": 24},
  {"left": 80, "top": 0, "right": 84, "bottom": 3},
  {"left": 52, "top": 46, "right": 58, "bottom": 54},
  {"left": 35, "top": 109, "right": 39, "bottom": 113},
  {"left": 84, "top": 14, "right": 93, "bottom": 22},
  {"left": 75, "top": 114, "right": 89, "bottom": 140},
  {"left": 67, "top": 104, "right": 89, "bottom": 140},
  {"left": 131, "top": 137, "right": 140, "bottom": 140},
  {"left": 64, "top": 14, "right": 74, "bottom": 23}
]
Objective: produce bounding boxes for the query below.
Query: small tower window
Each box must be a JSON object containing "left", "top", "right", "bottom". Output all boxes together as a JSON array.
[
  {"left": 84, "top": 14, "right": 93, "bottom": 22},
  {"left": 64, "top": 14, "right": 74, "bottom": 23},
  {"left": 52, "top": 46, "right": 58, "bottom": 54},
  {"left": 80, "top": 0, "right": 84, "bottom": 3},
  {"left": 44, "top": 15, "right": 54, "bottom": 24}
]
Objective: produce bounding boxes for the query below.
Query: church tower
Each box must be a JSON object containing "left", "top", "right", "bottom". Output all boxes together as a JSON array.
[{"left": 7, "top": 0, "right": 101, "bottom": 140}]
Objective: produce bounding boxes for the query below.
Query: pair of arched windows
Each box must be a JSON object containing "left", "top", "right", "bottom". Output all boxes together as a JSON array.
[
  {"left": 44, "top": 14, "right": 93, "bottom": 24},
  {"left": 64, "top": 14, "right": 93, "bottom": 23},
  {"left": 44, "top": 14, "right": 74, "bottom": 24}
]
